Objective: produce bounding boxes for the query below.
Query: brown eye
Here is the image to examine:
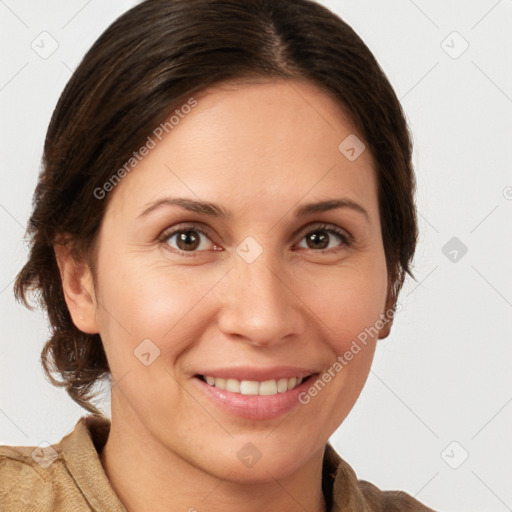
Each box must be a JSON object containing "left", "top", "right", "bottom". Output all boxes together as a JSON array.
[
  {"left": 175, "top": 230, "right": 201, "bottom": 251},
  {"left": 297, "top": 225, "right": 351, "bottom": 252},
  {"left": 161, "top": 225, "right": 217, "bottom": 254},
  {"left": 305, "top": 231, "right": 330, "bottom": 250}
]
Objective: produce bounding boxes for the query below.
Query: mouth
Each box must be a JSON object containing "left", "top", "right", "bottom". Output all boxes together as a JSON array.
[
  {"left": 195, "top": 374, "right": 313, "bottom": 396},
  {"left": 192, "top": 367, "right": 319, "bottom": 420}
]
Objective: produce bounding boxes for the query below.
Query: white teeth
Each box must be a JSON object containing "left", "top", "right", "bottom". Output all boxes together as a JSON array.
[
  {"left": 202, "top": 375, "right": 306, "bottom": 395},
  {"left": 214, "top": 377, "right": 226, "bottom": 390},
  {"left": 259, "top": 379, "right": 278, "bottom": 395},
  {"left": 240, "top": 380, "right": 259, "bottom": 395},
  {"left": 277, "top": 378, "right": 288, "bottom": 393},
  {"left": 225, "top": 378, "right": 240, "bottom": 393}
]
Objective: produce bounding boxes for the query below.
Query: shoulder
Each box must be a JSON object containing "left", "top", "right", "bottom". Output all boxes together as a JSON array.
[
  {"left": 0, "top": 443, "right": 63, "bottom": 511},
  {"left": 358, "top": 479, "right": 437, "bottom": 512},
  {"left": 0, "top": 416, "right": 104, "bottom": 512},
  {"left": 324, "top": 443, "right": 437, "bottom": 512}
]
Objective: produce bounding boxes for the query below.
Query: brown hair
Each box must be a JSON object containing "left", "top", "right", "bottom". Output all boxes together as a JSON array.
[{"left": 14, "top": 0, "right": 417, "bottom": 415}]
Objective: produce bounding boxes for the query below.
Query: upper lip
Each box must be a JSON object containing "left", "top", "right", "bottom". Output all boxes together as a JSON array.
[{"left": 195, "top": 366, "right": 318, "bottom": 382}]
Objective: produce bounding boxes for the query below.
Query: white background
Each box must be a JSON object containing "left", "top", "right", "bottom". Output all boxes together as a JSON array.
[{"left": 1, "top": 1, "right": 511, "bottom": 511}]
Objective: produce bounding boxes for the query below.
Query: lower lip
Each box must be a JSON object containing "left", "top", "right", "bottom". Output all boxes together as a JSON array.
[{"left": 192, "top": 376, "right": 315, "bottom": 420}]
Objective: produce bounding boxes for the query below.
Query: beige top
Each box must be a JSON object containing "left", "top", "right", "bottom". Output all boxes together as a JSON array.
[{"left": 0, "top": 414, "right": 436, "bottom": 511}]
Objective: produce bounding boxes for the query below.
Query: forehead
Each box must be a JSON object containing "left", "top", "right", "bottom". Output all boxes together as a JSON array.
[{"left": 105, "top": 78, "right": 378, "bottom": 223}]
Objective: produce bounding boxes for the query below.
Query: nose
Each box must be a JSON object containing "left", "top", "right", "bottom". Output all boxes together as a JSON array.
[{"left": 217, "top": 247, "right": 306, "bottom": 348}]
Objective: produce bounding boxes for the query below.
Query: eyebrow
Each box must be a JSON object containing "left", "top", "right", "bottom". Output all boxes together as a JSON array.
[{"left": 138, "top": 197, "right": 370, "bottom": 222}]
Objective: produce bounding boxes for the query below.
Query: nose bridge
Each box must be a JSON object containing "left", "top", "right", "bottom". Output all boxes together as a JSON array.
[{"left": 218, "top": 245, "right": 304, "bottom": 346}]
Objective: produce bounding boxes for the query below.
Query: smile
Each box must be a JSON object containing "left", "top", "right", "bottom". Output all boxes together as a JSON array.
[
  {"left": 192, "top": 366, "right": 319, "bottom": 420},
  {"left": 198, "top": 375, "right": 305, "bottom": 395}
]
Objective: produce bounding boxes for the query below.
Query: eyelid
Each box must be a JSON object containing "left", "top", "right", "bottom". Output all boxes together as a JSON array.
[
  {"left": 159, "top": 222, "right": 214, "bottom": 240},
  {"left": 296, "top": 222, "right": 351, "bottom": 239}
]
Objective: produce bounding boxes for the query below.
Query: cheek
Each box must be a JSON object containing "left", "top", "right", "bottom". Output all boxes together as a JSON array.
[
  {"left": 295, "top": 256, "right": 388, "bottom": 355},
  {"left": 94, "top": 254, "right": 227, "bottom": 357}
]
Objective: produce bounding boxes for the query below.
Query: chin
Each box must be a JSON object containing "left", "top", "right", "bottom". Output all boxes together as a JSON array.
[{"left": 190, "top": 436, "right": 316, "bottom": 484}]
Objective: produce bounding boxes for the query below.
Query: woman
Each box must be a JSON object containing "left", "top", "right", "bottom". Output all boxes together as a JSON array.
[{"left": 0, "top": 0, "right": 436, "bottom": 510}]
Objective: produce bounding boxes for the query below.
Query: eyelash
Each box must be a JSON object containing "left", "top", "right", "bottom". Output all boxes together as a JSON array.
[{"left": 158, "top": 223, "right": 353, "bottom": 258}]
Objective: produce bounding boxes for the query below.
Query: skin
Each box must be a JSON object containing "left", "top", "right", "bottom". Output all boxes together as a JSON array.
[{"left": 56, "top": 78, "right": 394, "bottom": 512}]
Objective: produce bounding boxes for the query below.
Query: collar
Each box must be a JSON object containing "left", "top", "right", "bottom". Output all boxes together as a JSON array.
[
  {"left": 61, "top": 415, "right": 126, "bottom": 511},
  {"left": 323, "top": 442, "right": 372, "bottom": 511}
]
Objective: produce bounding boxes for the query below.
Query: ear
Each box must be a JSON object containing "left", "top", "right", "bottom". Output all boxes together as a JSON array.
[
  {"left": 54, "top": 240, "right": 99, "bottom": 334},
  {"left": 378, "top": 284, "right": 396, "bottom": 340}
]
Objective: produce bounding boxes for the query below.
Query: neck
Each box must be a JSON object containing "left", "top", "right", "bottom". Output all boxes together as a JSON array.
[{"left": 99, "top": 405, "right": 327, "bottom": 512}]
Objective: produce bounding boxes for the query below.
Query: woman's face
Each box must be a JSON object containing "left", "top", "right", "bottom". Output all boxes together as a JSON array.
[{"left": 86, "top": 78, "right": 391, "bottom": 481}]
